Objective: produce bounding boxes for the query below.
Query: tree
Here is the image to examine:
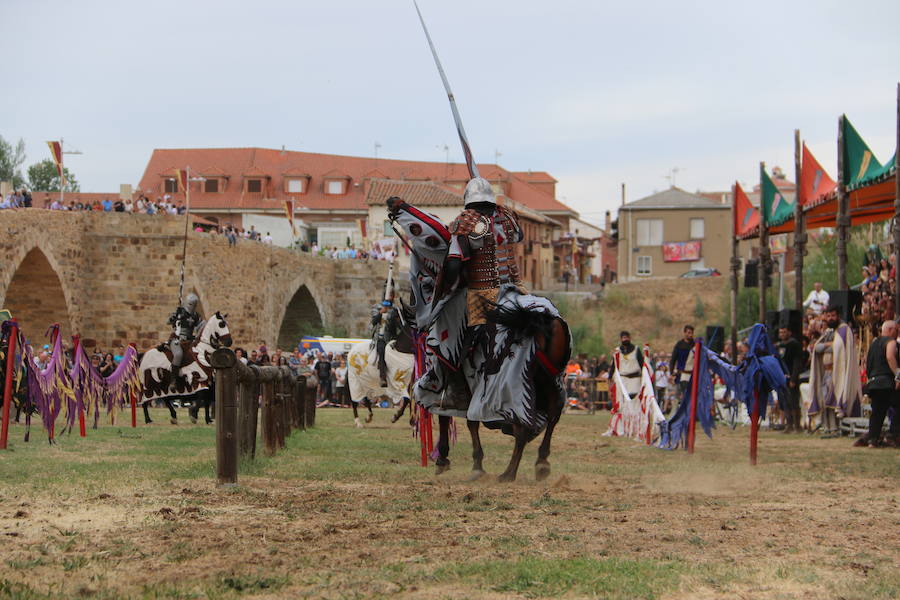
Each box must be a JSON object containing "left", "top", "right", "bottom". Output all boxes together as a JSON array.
[
  {"left": 0, "top": 135, "right": 27, "bottom": 189},
  {"left": 27, "top": 159, "right": 80, "bottom": 192}
]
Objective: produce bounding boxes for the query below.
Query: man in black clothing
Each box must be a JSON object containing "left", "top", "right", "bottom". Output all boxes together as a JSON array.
[
  {"left": 669, "top": 325, "right": 696, "bottom": 402},
  {"left": 777, "top": 326, "right": 804, "bottom": 433},
  {"left": 861, "top": 320, "right": 900, "bottom": 447},
  {"left": 313, "top": 353, "right": 333, "bottom": 405}
]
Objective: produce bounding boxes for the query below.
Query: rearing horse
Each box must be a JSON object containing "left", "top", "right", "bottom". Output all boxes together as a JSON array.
[{"left": 138, "top": 312, "right": 232, "bottom": 424}]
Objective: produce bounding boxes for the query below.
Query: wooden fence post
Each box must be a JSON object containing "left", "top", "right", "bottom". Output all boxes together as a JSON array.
[
  {"left": 293, "top": 375, "right": 306, "bottom": 431},
  {"left": 304, "top": 377, "right": 316, "bottom": 428},
  {"left": 239, "top": 380, "right": 257, "bottom": 459},
  {"left": 211, "top": 348, "right": 239, "bottom": 487},
  {"left": 261, "top": 381, "right": 277, "bottom": 456}
]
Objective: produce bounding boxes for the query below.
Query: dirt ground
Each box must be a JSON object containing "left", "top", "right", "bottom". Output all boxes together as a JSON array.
[{"left": 0, "top": 408, "right": 897, "bottom": 599}]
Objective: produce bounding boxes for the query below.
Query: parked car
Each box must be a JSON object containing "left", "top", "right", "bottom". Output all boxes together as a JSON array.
[{"left": 680, "top": 268, "right": 721, "bottom": 278}]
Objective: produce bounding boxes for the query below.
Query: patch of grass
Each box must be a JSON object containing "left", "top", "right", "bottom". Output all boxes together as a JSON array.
[
  {"left": 433, "top": 556, "right": 685, "bottom": 599},
  {"left": 215, "top": 573, "right": 288, "bottom": 594},
  {"left": 61, "top": 556, "right": 88, "bottom": 572},
  {"left": 5, "top": 557, "right": 46, "bottom": 569}
]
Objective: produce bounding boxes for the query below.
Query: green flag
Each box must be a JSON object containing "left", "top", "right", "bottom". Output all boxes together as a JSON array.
[
  {"left": 761, "top": 165, "right": 794, "bottom": 226},
  {"left": 842, "top": 115, "right": 884, "bottom": 189}
]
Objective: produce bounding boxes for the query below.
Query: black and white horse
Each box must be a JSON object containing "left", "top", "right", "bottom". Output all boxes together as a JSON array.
[{"left": 138, "top": 312, "right": 232, "bottom": 424}]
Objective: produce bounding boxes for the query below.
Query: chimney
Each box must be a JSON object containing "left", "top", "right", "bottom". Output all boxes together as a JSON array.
[
  {"left": 620, "top": 183, "right": 626, "bottom": 206},
  {"left": 605, "top": 210, "right": 611, "bottom": 233}
]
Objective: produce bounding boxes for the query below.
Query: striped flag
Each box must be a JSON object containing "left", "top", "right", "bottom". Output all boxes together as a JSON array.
[
  {"left": 175, "top": 169, "right": 188, "bottom": 193},
  {"left": 46, "top": 141, "right": 65, "bottom": 186},
  {"left": 283, "top": 199, "right": 297, "bottom": 235}
]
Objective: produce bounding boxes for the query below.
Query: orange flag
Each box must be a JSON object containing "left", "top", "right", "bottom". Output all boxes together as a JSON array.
[
  {"left": 799, "top": 143, "right": 837, "bottom": 207},
  {"left": 734, "top": 182, "right": 760, "bottom": 239},
  {"left": 174, "top": 169, "right": 188, "bottom": 193},
  {"left": 283, "top": 199, "right": 297, "bottom": 235}
]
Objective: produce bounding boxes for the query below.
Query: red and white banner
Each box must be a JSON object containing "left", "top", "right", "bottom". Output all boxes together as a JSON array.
[{"left": 661, "top": 241, "right": 701, "bottom": 262}]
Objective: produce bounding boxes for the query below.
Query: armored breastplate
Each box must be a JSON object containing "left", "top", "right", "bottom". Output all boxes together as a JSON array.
[{"left": 454, "top": 207, "right": 523, "bottom": 290}]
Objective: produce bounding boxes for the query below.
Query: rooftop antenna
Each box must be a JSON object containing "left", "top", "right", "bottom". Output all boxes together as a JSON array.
[
  {"left": 663, "top": 167, "right": 684, "bottom": 188},
  {"left": 494, "top": 149, "right": 502, "bottom": 165}
]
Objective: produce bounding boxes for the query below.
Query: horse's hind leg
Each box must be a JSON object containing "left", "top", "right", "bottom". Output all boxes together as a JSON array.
[
  {"left": 435, "top": 415, "right": 451, "bottom": 475},
  {"left": 365, "top": 399, "right": 374, "bottom": 423},
  {"left": 353, "top": 400, "right": 363, "bottom": 428},
  {"left": 498, "top": 424, "right": 528, "bottom": 483},
  {"left": 392, "top": 397, "right": 410, "bottom": 423},
  {"left": 467, "top": 420, "right": 487, "bottom": 481},
  {"left": 205, "top": 390, "right": 214, "bottom": 424},
  {"left": 142, "top": 401, "right": 153, "bottom": 424},
  {"left": 189, "top": 398, "right": 199, "bottom": 424},
  {"left": 167, "top": 399, "right": 178, "bottom": 425},
  {"left": 535, "top": 419, "right": 558, "bottom": 481}
]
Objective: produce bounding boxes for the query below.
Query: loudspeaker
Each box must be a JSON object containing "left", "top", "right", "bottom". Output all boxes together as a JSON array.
[
  {"left": 827, "top": 290, "right": 862, "bottom": 324},
  {"left": 705, "top": 326, "right": 725, "bottom": 354},
  {"left": 744, "top": 258, "right": 758, "bottom": 288},
  {"left": 778, "top": 309, "right": 803, "bottom": 341},
  {"left": 765, "top": 311, "right": 780, "bottom": 342}
]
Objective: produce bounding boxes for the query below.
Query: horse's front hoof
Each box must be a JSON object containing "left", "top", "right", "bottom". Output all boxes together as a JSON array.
[
  {"left": 145, "top": 418, "right": 153, "bottom": 424},
  {"left": 170, "top": 418, "right": 178, "bottom": 425},
  {"left": 497, "top": 471, "right": 517, "bottom": 483},
  {"left": 391, "top": 413, "right": 401, "bottom": 423},
  {"left": 354, "top": 418, "right": 363, "bottom": 429},
  {"left": 205, "top": 419, "right": 213, "bottom": 425},
  {"left": 409, "top": 417, "right": 416, "bottom": 427},
  {"left": 535, "top": 462, "right": 551, "bottom": 481},
  {"left": 435, "top": 462, "right": 450, "bottom": 475},
  {"left": 365, "top": 413, "right": 374, "bottom": 424},
  {"left": 467, "top": 469, "right": 487, "bottom": 482},
  {"left": 190, "top": 416, "right": 198, "bottom": 424}
]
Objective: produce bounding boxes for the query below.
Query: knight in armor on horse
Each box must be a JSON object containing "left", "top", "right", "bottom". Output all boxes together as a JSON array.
[
  {"left": 167, "top": 293, "right": 203, "bottom": 376},
  {"left": 371, "top": 298, "right": 401, "bottom": 388}
]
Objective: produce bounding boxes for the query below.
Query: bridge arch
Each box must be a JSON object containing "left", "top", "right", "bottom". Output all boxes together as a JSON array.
[
  {"left": 275, "top": 275, "right": 327, "bottom": 351},
  {"left": 0, "top": 245, "right": 74, "bottom": 342}
]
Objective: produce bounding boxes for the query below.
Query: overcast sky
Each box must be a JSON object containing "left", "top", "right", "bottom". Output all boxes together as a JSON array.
[{"left": 4, "top": 0, "right": 899, "bottom": 224}]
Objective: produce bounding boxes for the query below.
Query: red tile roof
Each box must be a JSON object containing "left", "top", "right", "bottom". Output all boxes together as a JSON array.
[{"left": 137, "top": 147, "right": 576, "bottom": 216}]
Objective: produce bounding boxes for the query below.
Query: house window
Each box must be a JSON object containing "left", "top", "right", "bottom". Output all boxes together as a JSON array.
[
  {"left": 326, "top": 180, "right": 344, "bottom": 195},
  {"left": 287, "top": 178, "right": 305, "bottom": 193},
  {"left": 204, "top": 178, "right": 219, "bottom": 193},
  {"left": 164, "top": 179, "right": 178, "bottom": 193},
  {"left": 247, "top": 179, "right": 262, "bottom": 193},
  {"left": 383, "top": 220, "right": 395, "bottom": 236},
  {"left": 636, "top": 255, "right": 652, "bottom": 276},
  {"left": 690, "top": 218, "right": 705, "bottom": 239},
  {"left": 636, "top": 219, "right": 663, "bottom": 246}
]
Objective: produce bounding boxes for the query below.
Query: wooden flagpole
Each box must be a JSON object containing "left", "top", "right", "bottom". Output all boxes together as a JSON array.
[
  {"left": 894, "top": 84, "right": 900, "bottom": 315},
  {"left": 686, "top": 340, "right": 701, "bottom": 453},
  {"left": 836, "top": 116, "right": 849, "bottom": 290},
  {"left": 0, "top": 320, "right": 18, "bottom": 450},
  {"left": 793, "top": 130, "right": 805, "bottom": 311},
  {"left": 730, "top": 183, "right": 739, "bottom": 364},
  {"left": 758, "top": 162, "right": 769, "bottom": 323}
]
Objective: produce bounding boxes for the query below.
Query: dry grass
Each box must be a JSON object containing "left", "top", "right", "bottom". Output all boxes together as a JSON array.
[{"left": 0, "top": 408, "right": 897, "bottom": 599}]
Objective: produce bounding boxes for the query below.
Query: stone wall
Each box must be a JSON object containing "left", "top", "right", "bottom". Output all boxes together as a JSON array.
[{"left": 0, "top": 210, "right": 386, "bottom": 351}]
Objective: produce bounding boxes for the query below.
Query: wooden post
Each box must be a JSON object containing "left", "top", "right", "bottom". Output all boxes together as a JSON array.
[
  {"left": 305, "top": 381, "right": 316, "bottom": 428},
  {"left": 261, "top": 381, "right": 276, "bottom": 456},
  {"left": 758, "top": 162, "right": 769, "bottom": 324},
  {"left": 894, "top": 84, "right": 900, "bottom": 316},
  {"left": 793, "top": 129, "right": 806, "bottom": 312},
  {"left": 211, "top": 348, "right": 239, "bottom": 486},
  {"left": 836, "top": 115, "right": 849, "bottom": 290},
  {"left": 1, "top": 319, "right": 18, "bottom": 450},
  {"left": 750, "top": 389, "right": 760, "bottom": 466},
  {"left": 730, "top": 183, "right": 740, "bottom": 364},
  {"left": 686, "top": 340, "right": 701, "bottom": 453},
  {"left": 239, "top": 380, "right": 258, "bottom": 458},
  {"left": 298, "top": 377, "right": 307, "bottom": 430}
]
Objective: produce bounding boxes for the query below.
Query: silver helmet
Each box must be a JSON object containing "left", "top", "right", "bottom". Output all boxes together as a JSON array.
[
  {"left": 463, "top": 177, "right": 495, "bottom": 207},
  {"left": 183, "top": 293, "right": 199, "bottom": 312}
]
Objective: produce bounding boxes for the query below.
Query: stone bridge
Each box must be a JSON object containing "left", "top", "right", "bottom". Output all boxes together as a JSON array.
[{"left": 0, "top": 211, "right": 387, "bottom": 352}]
